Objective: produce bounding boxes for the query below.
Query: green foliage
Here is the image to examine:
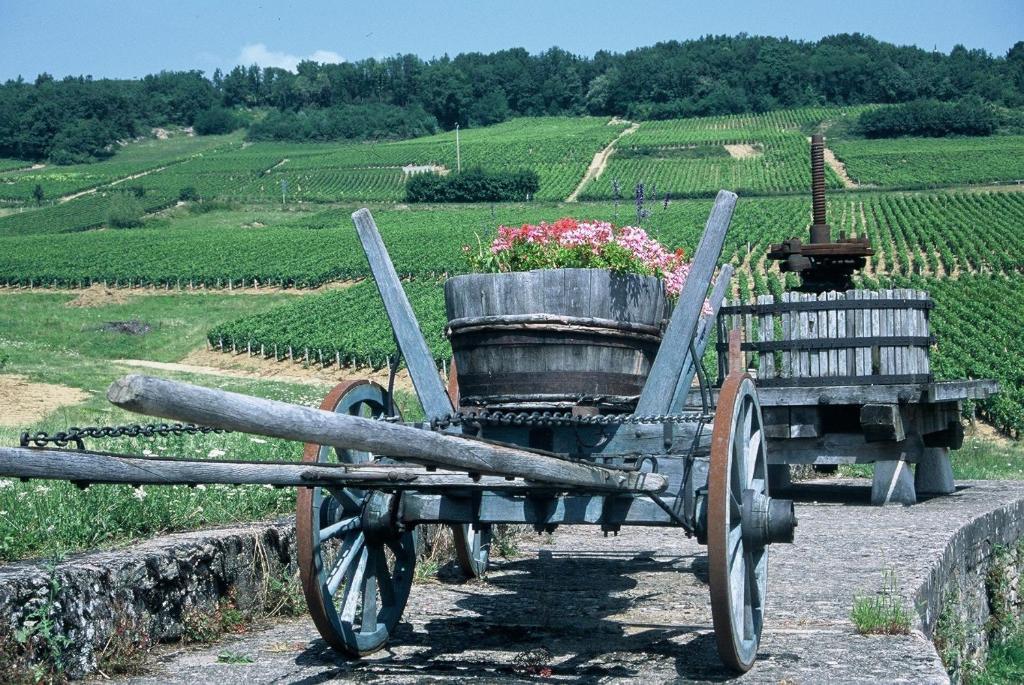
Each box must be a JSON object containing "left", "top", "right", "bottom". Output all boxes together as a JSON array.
[
  {"left": 580, "top": 107, "right": 859, "bottom": 199},
  {"left": 217, "top": 650, "right": 255, "bottom": 664},
  {"left": 850, "top": 569, "right": 912, "bottom": 635},
  {"left": 406, "top": 167, "right": 539, "bottom": 202},
  {"left": 0, "top": 131, "right": 234, "bottom": 204},
  {"left": 3, "top": 35, "right": 1023, "bottom": 169},
  {"left": 857, "top": 98, "right": 999, "bottom": 138},
  {"left": 974, "top": 623, "right": 1024, "bottom": 684},
  {"left": 193, "top": 106, "right": 241, "bottom": 135},
  {"left": 178, "top": 185, "right": 199, "bottom": 202},
  {"left": 0, "top": 71, "right": 215, "bottom": 163},
  {"left": 105, "top": 191, "right": 145, "bottom": 228},
  {"left": 831, "top": 136, "right": 1024, "bottom": 187},
  {"left": 492, "top": 525, "right": 525, "bottom": 558},
  {"left": 96, "top": 607, "right": 152, "bottom": 676},
  {"left": 207, "top": 280, "right": 449, "bottom": 368},
  {"left": 9, "top": 561, "right": 72, "bottom": 681},
  {"left": 934, "top": 588, "right": 974, "bottom": 679},
  {"left": 248, "top": 103, "right": 438, "bottom": 142}
]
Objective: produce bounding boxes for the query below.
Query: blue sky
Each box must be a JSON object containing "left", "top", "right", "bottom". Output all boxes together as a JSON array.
[{"left": 0, "top": 0, "right": 1020, "bottom": 81}]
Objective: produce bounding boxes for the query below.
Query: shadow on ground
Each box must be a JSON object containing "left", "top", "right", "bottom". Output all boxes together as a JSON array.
[{"left": 286, "top": 548, "right": 742, "bottom": 682}]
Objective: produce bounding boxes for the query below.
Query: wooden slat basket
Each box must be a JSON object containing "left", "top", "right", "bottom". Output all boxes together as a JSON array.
[{"left": 717, "top": 289, "right": 934, "bottom": 387}]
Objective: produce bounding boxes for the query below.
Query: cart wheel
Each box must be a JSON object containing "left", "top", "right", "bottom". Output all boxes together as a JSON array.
[
  {"left": 452, "top": 523, "right": 492, "bottom": 577},
  {"left": 296, "top": 380, "right": 416, "bottom": 657},
  {"left": 707, "top": 373, "right": 769, "bottom": 672}
]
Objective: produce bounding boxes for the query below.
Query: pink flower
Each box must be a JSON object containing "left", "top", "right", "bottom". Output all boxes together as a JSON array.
[{"left": 479, "top": 217, "right": 698, "bottom": 302}]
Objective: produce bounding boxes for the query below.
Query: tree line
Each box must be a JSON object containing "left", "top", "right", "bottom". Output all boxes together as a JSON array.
[{"left": 1, "top": 33, "right": 1022, "bottom": 163}]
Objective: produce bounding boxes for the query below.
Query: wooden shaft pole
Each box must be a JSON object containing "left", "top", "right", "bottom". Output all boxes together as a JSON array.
[
  {"left": 0, "top": 446, "right": 584, "bottom": 491},
  {"left": 106, "top": 375, "right": 667, "bottom": 493},
  {"left": 637, "top": 190, "right": 737, "bottom": 415},
  {"left": 0, "top": 446, "right": 421, "bottom": 486}
]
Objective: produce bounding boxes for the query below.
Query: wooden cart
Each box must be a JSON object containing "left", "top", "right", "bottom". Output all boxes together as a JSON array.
[{"left": 1, "top": 191, "right": 797, "bottom": 672}]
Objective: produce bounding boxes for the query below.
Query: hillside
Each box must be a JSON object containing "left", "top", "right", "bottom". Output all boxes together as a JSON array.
[{"left": 1, "top": 107, "right": 1022, "bottom": 441}]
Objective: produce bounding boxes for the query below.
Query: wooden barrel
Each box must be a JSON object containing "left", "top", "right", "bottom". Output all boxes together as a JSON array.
[{"left": 445, "top": 269, "right": 668, "bottom": 409}]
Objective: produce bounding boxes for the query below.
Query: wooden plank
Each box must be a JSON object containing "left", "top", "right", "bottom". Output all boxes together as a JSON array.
[
  {"left": 684, "top": 380, "right": 972, "bottom": 406},
  {"left": 802, "top": 293, "right": 814, "bottom": 378},
  {"left": 916, "top": 290, "right": 930, "bottom": 374},
  {"left": 404, "top": 491, "right": 678, "bottom": 527},
  {"left": 860, "top": 404, "right": 906, "bottom": 443},
  {"left": 636, "top": 190, "right": 737, "bottom": 415},
  {"left": 870, "top": 290, "right": 881, "bottom": 375},
  {"left": 666, "top": 263, "right": 734, "bottom": 414},
  {"left": 107, "top": 375, "right": 668, "bottom": 494},
  {"left": 744, "top": 308, "right": 754, "bottom": 370},
  {"left": 790, "top": 406, "right": 821, "bottom": 438},
  {"left": 900, "top": 288, "right": 913, "bottom": 375},
  {"left": 766, "top": 436, "right": 921, "bottom": 466},
  {"left": 781, "top": 292, "right": 793, "bottom": 378},
  {"left": 850, "top": 291, "right": 863, "bottom": 376},
  {"left": 896, "top": 288, "right": 909, "bottom": 375},
  {"left": 928, "top": 379, "right": 1000, "bottom": 402},
  {"left": 353, "top": 209, "right": 453, "bottom": 420},
  {"left": 818, "top": 292, "right": 828, "bottom": 377},
  {"left": 883, "top": 289, "right": 895, "bottom": 375},
  {"left": 837, "top": 291, "right": 849, "bottom": 376},
  {"left": 0, "top": 447, "right": 425, "bottom": 487},
  {"left": 758, "top": 294, "right": 775, "bottom": 380},
  {"left": 903, "top": 288, "right": 913, "bottom": 375},
  {"left": 0, "top": 448, "right": 586, "bottom": 493},
  {"left": 828, "top": 291, "right": 839, "bottom": 377}
]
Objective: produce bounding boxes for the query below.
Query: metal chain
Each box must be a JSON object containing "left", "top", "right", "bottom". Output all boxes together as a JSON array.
[
  {"left": 20, "top": 423, "right": 230, "bottom": 450},
  {"left": 430, "top": 410, "right": 713, "bottom": 430}
]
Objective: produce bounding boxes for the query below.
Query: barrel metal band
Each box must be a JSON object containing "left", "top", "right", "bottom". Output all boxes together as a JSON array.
[{"left": 446, "top": 314, "right": 665, "bottom": 338}]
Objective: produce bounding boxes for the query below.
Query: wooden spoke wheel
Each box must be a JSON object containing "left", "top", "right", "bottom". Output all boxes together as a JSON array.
[
  {"left": 296, "top": 380, "right": 416, "bottom": 657},
  {"left": 708, "top": 373, "right": 769, "bottom": 672},
  {"left": 452, "top": 523, "right": 492, "bottom": 578}
]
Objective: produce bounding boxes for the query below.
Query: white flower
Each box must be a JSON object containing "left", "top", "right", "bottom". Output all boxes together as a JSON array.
[
  {"left": 195, "top": 484, "right": 206, "bottom": 491},
  {"left": 208, "top": 449, "right": 226, "bottom": 458},
  {"left": 34, "top": 485, "right": 51, "bottom": 495},
  {"left": 0, "top": 479, "right": 13, "bottom": 489},
  {"left": 142, "top": 449, "right": 155, "bottom": 456},
  {"left": 132, "top": 487, "right": 147, "bottom": 501},
  {"left": 249, "top": 438, "right": 267, "bottom": 444}
]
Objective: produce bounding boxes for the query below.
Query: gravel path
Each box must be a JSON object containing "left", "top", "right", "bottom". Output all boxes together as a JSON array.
[{"left": 124, "top": 479, "right": 1024, "bottom": 684}]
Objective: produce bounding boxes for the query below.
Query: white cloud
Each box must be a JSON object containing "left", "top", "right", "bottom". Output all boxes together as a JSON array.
[
  {"left": 309, "top": 49, "right": 345, "bottom": 65},
  {"left": 236, "top": 43, "right": 345, "bottom": 72}
]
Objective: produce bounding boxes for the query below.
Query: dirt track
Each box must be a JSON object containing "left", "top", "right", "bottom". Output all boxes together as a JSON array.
[{"left": 565, "top": 121, "right": 640, "bottom": 202}]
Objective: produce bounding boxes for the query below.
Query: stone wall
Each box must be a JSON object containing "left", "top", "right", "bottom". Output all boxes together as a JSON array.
[
  {"left": 0, "top": 518, "right": 297, "bottom": 679},
  {"left": 914, "top": 495, "right": 1024, "bottom": 682}
]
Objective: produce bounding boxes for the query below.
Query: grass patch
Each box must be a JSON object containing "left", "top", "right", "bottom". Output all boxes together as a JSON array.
[
  {"left": 0, "top": 290, "right": 297, "bottom": 365},
  {"left": 840, "top": 434, "right": 1024, "bottom": 481},
  {"left": 974, "top": 624, "right": 1024, "bottom": 684},
  {"left": 0, "top": 287, "right": 416, "bottom": 561},
  {"left": 850, "top": 569, "right": 912, "bottom": 635},
  {"left": 217, "top": 650, "right": 255, "bottom": 664},
  {"left": 950, "top": 437, "right": 1024, "bottom": 480}
]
